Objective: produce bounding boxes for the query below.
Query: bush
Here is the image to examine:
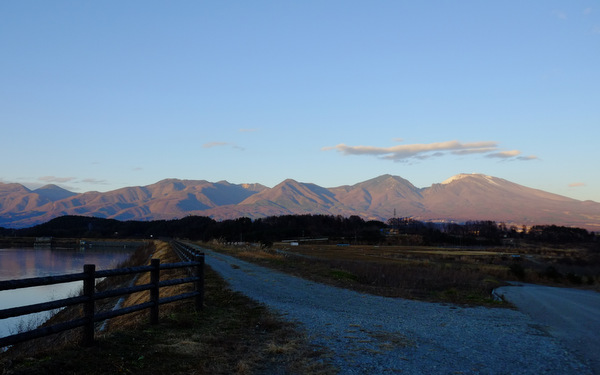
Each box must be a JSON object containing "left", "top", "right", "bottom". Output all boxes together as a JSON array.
[
  {"left": 566, "top": 272, "right": 583, "bottom": 284},
  {"left": 509, "top": 263, "right": 525, "bottom": 280},
  {"left": 543, "top": 266, "right": 562, "bottom": 280},
  {"left": 586, "top": 276, "right": 595, "bottom": 285}
]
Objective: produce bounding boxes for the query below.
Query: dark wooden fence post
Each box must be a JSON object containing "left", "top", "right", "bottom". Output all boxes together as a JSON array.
[
  {"left": 150, "top": 258, "right": 160, "bottom": 324},
  {"left": 83, "top": 264, "right": 96, "bottom": 346},
  {"left": 194, "top": 254, "right": 204, "bottom": 311},
  {"left": 0, "top": 252, "right": 202, "bottom": 348}
]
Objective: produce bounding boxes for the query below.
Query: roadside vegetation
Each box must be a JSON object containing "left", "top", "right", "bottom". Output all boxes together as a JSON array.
[
  {"left": 1, "top": 214, "right": 598, "bottom": 373},
  {"left": 2, "top": 214, "right": 598, "bottom": 307},
  {"left": 0, "top": 241, "right": 335, "bottom": 375},
  {"left": 199, "top": 239, "right": 600, "bottom": 306}
]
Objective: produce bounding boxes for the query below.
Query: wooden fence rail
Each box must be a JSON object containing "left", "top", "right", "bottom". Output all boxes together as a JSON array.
[
  {"left": 0, "top": 254, "right": 204, "bottom": 348},
  {"left": 171, "top": 240, "right": 205, "bottom": 263}
]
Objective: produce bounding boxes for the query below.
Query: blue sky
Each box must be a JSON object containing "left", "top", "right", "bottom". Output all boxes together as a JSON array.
[{"left": 1, "top": 1, "right": 599, "bottom": 202}]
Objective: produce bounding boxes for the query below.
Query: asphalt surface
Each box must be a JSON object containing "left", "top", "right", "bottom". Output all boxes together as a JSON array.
[{"left": 495, "top": 283, "right": 600, "bottom": 374}]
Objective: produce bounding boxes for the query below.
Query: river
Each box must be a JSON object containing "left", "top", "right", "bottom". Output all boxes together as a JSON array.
[{"left": 0, "top": 247, "right": 134, "bottom": 339}]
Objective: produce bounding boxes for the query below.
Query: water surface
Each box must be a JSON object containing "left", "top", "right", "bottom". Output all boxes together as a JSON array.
[{"left": 0, "top": 247, "right": 133, "bottom": 339}]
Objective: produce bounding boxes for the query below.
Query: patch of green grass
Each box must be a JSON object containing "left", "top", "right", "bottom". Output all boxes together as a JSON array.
[{"left": 329, "top": 269, "right": 358, "bottom": 282}]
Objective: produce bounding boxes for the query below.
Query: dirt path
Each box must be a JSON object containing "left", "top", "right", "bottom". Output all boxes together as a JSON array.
[
  {"left": 495, "top": 283, "right": 600, "bottom": 374},
  {"left": 197, "top": 245, "right": 592, "bottom": 374}
]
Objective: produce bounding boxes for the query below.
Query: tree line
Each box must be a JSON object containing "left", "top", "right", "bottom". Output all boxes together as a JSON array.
[{"left": 0, "top": 214, "right": 597, "bottom": 247}]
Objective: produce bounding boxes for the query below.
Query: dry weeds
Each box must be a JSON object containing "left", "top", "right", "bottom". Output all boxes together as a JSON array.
[
  {"left": 204, "top": 241, "right": 599, "bottom": 305},
  {"left": 1, "top": 241, "right": 336, "bottom": 375}
]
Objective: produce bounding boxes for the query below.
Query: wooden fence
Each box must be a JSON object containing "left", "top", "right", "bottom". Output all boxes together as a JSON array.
[{"left": 0, "top": 247, "right": 204, "bottom": 348}]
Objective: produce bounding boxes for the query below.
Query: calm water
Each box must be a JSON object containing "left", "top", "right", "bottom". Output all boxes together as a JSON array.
[{"left": 0, "top": 247, "right": 133, "bottom": 339}]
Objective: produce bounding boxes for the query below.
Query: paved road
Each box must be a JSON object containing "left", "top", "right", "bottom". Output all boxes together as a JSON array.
[
  {"left": 495, "top": 283, "right": 600, "bottom": 374},
  {"left": 194, "top": 245, "right": 591, "bottom": 374}
]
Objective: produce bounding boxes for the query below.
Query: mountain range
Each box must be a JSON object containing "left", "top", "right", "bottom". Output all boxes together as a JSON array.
[{"left": 1, "top": 174, "right": 599, "bottom": 231}]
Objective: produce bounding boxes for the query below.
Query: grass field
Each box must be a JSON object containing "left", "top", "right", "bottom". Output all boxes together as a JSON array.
[
  {"left": 202, "top": 241, "right": 599, "bottom": 306},
  {"left": 1, "top": 239, "right": 597, "bottom": 373}
]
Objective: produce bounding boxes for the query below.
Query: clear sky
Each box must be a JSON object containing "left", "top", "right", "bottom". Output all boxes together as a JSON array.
[{"left": 1, "top": 1, "right": 599, "bottom": 202}]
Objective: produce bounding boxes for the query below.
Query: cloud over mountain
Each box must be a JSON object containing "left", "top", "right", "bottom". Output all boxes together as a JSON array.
[
  {"left": 38, "top": 176, "right": 76, "bottom": 183},
  {"left": 323, "top": 140, "right": 536, "bottom": 162}
]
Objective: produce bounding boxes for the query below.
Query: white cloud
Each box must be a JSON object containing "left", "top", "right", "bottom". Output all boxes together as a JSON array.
[
  {"left": 452, "top": 147, "right": 498, "bottom": 155},
  {"left": 324, "top": 140, "right": 536, "bottom": 163},
  {"left": 38, "top": 176, "right": 76, "bottom": 183},
  {"left": 81, "top": 178, "right": 109, "bottom": 185},
  {"left": 486, "top": 150, "right": 521, "bottom": 159},
  {"left": 553, "top": 10, "right": 567, "bottom": 20},
  {"left": 569, "top": 182, "right": 586, "bottom": 188},
  {"left": 203, "top": 141, "right": 245, "bottom": 151},
  {"left": 324, "top": 140, "right": 498, "bottom": 161},
  {"left": 239, "top": 128, "right": 259, "bottom": 133},
  {"left": 203, "top": 142, "right": 229, "bottom": 148},
  {"left": 486, "top": 151, "right": 538, "bottom": 161},
  {"left": 517, "top": 155, "right": 538, "bottom": 161}
]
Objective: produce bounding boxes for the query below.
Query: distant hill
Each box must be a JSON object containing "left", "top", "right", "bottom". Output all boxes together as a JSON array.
[
  {"left": 1, "top": 174, "right": 599, "bottom": 230},
  {"left": 33, "top": 184, "right": 78, "bottom": 202}
]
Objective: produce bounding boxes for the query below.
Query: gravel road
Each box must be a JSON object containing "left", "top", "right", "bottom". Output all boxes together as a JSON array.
[
  {"left": 495, "top": 283, "right": 600, "bottom": 374},
  {"left": 196, "top": 246, "right": 592, "bottom": 374}
]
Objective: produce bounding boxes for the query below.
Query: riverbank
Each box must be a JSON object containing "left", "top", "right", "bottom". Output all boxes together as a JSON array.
[
  {"left": 0, "top": 241, "right": 335, "bottom": 374},
  {"left": 0, "top": 236, "right": 145, "bottom": 249}
]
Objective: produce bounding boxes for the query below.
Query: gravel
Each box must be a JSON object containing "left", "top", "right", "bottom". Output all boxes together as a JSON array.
[
  {"left": 196, "top": 246, "right": 592, "bottom": 374},
  {"left": 495, "top": 283, "right": 600, "bottom": 374}
]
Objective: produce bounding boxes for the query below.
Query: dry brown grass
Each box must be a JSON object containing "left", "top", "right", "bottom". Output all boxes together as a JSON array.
[
  {"left": 237, "top": 249, "right": 285, "bottom": 261},
  {"left": 209, "top": 243, "right": 505, "bottom": 305},
  {"left": 1, "top": 241, "right": 336, "bottom": 375},
  {"left": 204, "top": 241, "right": 599, "bottom": 305},
  {"left": 105, "top": 240, "right": 188, "bottom": 330}
]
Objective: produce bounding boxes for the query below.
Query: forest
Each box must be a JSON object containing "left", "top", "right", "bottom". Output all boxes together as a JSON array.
[{"left": 0, "top": 214, "right": 597, "bottom": 248}]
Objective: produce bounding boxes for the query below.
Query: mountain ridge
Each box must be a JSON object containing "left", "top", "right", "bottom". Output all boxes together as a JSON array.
[{"left": 1, "top": 174, "right": 599, "bottom": 230}]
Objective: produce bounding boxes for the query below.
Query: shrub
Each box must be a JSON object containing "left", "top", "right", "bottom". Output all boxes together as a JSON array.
[
  {"left": 543, "top": 266, "right": 562, "bottom": 280},
  {"left": 566, "top": 272, "right": 583, "bottom": 284},
  {"left": 586, "top": 276, "right": 595, "bottom": 285},
  {"left": 509, "top": 263, "right": 525, "bottom": 280}
]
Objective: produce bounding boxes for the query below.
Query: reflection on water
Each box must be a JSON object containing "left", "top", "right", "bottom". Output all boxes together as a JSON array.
[{"left": 0, "top": 247, "right": 133, "bottom": 339}]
